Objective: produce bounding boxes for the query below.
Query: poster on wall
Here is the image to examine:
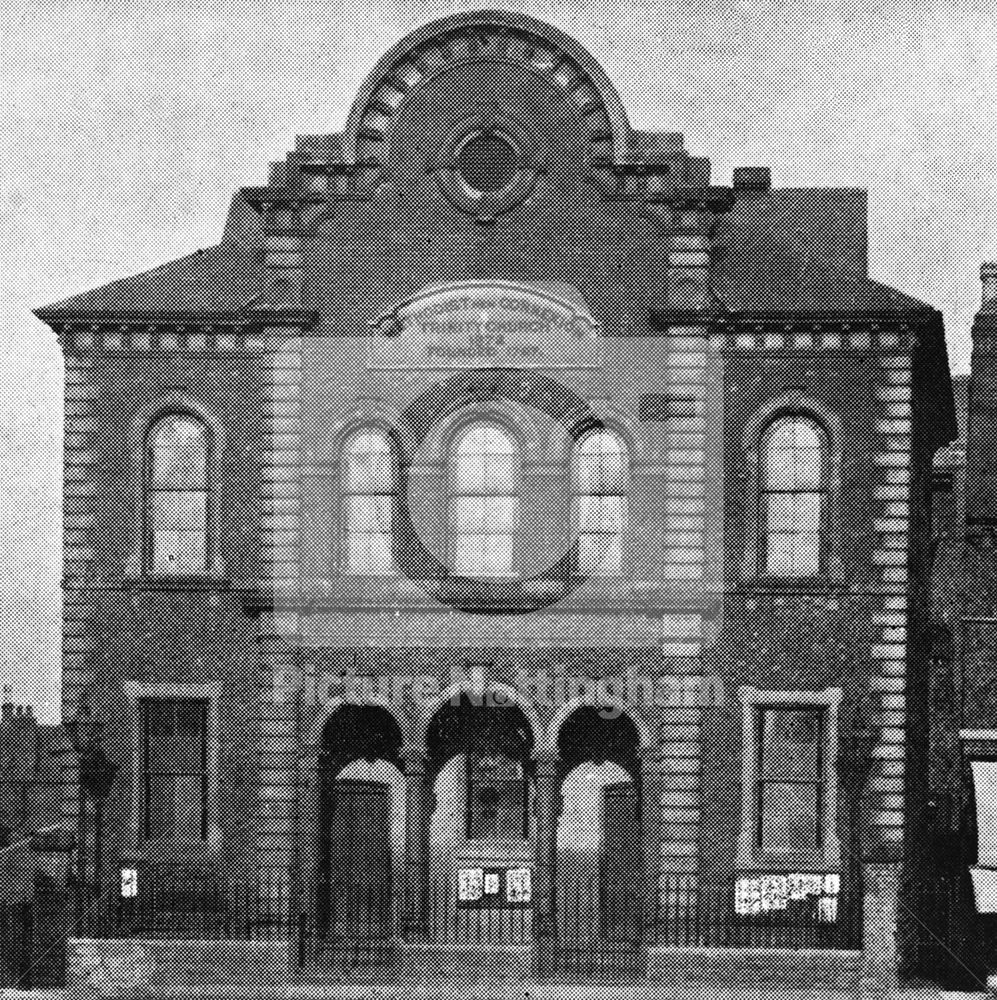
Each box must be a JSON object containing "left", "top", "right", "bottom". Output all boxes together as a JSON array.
[
  {"left": 506, "top": 868, "right": 532, "bottom": 904},
  {"left": 457, "top": 867, "right": 532, "bottom": 908},
  {"left": 735, "top": 873, "right": 840, "bottom": 921},
  {"left": 458, "top": 868, "right": 484, "bottom": 903}
]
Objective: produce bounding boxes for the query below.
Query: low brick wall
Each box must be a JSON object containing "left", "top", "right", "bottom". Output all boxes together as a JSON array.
[
  {"left": 400, "top": 942, "right": 531, "bottom": 981},
  {"left": 647, "top": 946, "right": 862, "bottom": 990},
  {"left": 67, "top": 938, "right": 291, "bottom": 998},
  {"left": 66, "top": 939, "right": 871, "bottom": 997}
]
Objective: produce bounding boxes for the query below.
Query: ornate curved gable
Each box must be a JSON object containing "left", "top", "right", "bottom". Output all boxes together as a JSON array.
[{"left": 342, "top": 11, "right": 632, "bottom": 169}]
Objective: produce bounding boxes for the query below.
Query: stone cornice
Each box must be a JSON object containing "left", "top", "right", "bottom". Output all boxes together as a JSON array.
[
  {"left": 50, "top": 313, "right": 939, "bottom": 355},
  {"left": 48, "top": 314, "right": 319, "bottom": 353},
  {"left": 649, "top": 311, "right": 941, "bottom": 350},
  {"left": 239, "top": 581, "right": 723, "bottom": 619},
  {"left": 241, "top": 173, "right": 737, "bottom": 212}
]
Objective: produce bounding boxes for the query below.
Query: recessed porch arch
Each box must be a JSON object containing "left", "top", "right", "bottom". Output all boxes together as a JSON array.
[
  {"left": 299, "top": 702, "right": 408, "bottom": 963},
  {"left": 302, "top": 696, "right": 414, "bottom": 757},
  {"left": 545, "top": 697, "right": 654, "bottom": 759},
  {"left": 550, "top": 703, "right": 652, "bottom": 975},
  {"left": 416, "top": 680, "right": 545, "bottom": 754}
]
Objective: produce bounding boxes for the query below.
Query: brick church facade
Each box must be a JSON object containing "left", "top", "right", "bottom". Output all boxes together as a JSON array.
[{"left": 27, "top": 10, "right": 977, "bottom": 993}]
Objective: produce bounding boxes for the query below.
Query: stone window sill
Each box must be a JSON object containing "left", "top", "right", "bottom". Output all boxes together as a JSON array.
[
  {"left": 123, "top": 573, "right": 231, "bottom": 593},
  {"left": 743, "top": 575, "right": 839, "bottom": 594}
]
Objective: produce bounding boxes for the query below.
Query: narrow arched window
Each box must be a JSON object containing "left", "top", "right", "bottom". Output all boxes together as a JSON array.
[
  {"left": 145, "top": 414, "right": 210, "bottom": 575},
  {"left": 760, "top": 416, "right": 828, "bottom": 577},
  {"left": 341, "top": 428, "right": 395, "bottom": 575},
  {"left": 449, "top": 422, "right": 519, "bottom": 577},
  {"left": 573, "top": 428, "right": 628, "bottom": 577}
]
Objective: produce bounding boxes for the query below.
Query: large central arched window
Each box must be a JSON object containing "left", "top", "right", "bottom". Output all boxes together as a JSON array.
[
  {"left": 341, "top": 428, "right": 395, "bottom": 576},
  {"left": 760, "top": 416, "right": 828, "bottom": 577},
  {"left": 145, "top": 414, "right": 210, "bottom": 575},
  {"left": 449, "top": 422, "right": 519, "bottom": 577},
  {"left": 573, "top": 427, "right": 628, "bottom": 577}
]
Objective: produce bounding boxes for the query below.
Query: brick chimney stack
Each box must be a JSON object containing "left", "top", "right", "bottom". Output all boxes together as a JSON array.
[
  {"left": 982, "top": 262, "right": 997, "bottom": 305},
  {"left": 966, "top": 263, "right": 997, "bottom": 526}
]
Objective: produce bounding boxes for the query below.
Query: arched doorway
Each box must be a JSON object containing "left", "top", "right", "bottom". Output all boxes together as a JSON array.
[
  {"left": 425, "top": 695, "right": 536, "bottom": 948},
  {"left": 315, "top": 705, "right": 403, "bottom": 969},
  {"left": 555, "top": 707, "right": 644, "bottom": 977}
]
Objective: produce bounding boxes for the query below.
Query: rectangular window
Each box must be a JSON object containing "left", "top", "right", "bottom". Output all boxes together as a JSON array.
[
  {"left": 757, "top": 708, "right": 824, "bottom": 853},
  {"left": 140, "top": 698, "right": 209, "bottom": 841},
  {"left": 577, "top": 495, "right": 625, "bottom": 576},
  {"left": 764, "top": 494, "right": 822, "bottom": 576},
  {"left": 737, "top": 687, "right": 841, "bottom": 870}
]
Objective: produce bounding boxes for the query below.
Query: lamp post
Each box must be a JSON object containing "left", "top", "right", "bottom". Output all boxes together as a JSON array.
[{"left": 62, "top": 704, "right": 118, "bottom": 930}]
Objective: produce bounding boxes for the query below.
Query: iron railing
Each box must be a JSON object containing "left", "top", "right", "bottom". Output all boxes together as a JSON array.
[
  {"left": 553, "top": 871, "right": 643, "bottom": 978},
  {"left": 0, "top": 869, "right": 874, "bottom": 989},
  {"left": 78, "top": 879, "right": 293, "bottom": 940},
  {"left": 299, "top": 886, "right": 396, "bottom": 972},
  {"left": 650, "top": 874, "right": 863, "bottom": 950},
  {"left": 72, "top": 873, "right": 862, "bottom": 951}
]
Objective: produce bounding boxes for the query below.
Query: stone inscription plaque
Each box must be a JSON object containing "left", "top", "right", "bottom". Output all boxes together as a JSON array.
[{"left": 368, "top": 281, "right": 603, "bottom": 370}]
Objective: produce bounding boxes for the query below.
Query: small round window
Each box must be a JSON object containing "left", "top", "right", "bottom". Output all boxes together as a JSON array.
[{"left": 455, "top": 132, "right": 519, "bottom": 194}]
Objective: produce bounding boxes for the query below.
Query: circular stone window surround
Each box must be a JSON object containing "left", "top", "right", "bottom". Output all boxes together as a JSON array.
[
  {"left": 435, "top": 120, "right": 540, "bottom": 222},
  {"left": 456, "top": 130, "right": 520, "bottom": 194}
]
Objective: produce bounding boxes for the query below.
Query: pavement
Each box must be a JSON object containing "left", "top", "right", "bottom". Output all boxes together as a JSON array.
[{"left": 1, "top": 989, "right": 990, "bottom": 1000}]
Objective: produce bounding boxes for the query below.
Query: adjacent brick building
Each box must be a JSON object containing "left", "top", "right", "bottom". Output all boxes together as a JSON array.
[
  {"left": 0, "top": 690, "right": 66, "bottom": 852},
  {"left": 0, "top": 692, "right": 73, "bottom": 990},
  {"left": 921, "top": 265, "right": 997, "bottom": 988},
  {"left": 30, "top": 10, "right": 964, "bottom": 993}
]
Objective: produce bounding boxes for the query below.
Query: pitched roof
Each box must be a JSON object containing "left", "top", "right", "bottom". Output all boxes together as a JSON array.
[
  {"left": 34, "top": 241, "right": 263, "bottom": 322},
  {"left": 715, "top": 273, "right": 934, "bottom": 316},
  {"left": 34, "top": 192, "right": 264, "bottom": 322},
  {"left": 713, "top": 187, "right": 935, "bottom": 317},
  {"left": 34, "top": 186, "right": 936, "bottom": 323}
]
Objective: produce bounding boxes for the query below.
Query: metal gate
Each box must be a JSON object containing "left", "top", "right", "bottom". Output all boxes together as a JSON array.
[{"left": 555, "top": 780, "right": 644, "bottom": 978}]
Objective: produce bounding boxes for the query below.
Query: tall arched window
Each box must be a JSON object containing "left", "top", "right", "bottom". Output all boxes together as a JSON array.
[
  {"left": 760, "top": 416, "right": 828, "bottom": 577},
  {"left": 449, "top": 422, "right": 519, "bottom": 577},
  {"left": 145, "top": 414, "right": 210, "bottom": 575},
  {"left": 341, "top": 428, "right": 395, "bottom": 576},
  {"left": 573, "top": 428, "right": 628, "bottom": 577}
]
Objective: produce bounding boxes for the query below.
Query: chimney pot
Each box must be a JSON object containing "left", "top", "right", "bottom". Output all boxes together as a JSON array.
[
  {"left": 733, "top": 167, "right": 771, "bottom": 193},
  {"left": 981, "top": 262, "right": 997, "bottom": 305}
]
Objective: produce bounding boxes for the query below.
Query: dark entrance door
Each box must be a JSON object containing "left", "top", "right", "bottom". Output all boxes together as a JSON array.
[
  {"left": 600, "top": 781, "right": 641, "bottom": 943},
  {"left": 325, "top": 779, "right": 393, "bottom": 942}
]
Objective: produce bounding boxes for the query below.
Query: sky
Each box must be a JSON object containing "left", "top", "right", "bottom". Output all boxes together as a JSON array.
[{"left": 1, "top": 0, "right": 995, "bottom": 721}]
